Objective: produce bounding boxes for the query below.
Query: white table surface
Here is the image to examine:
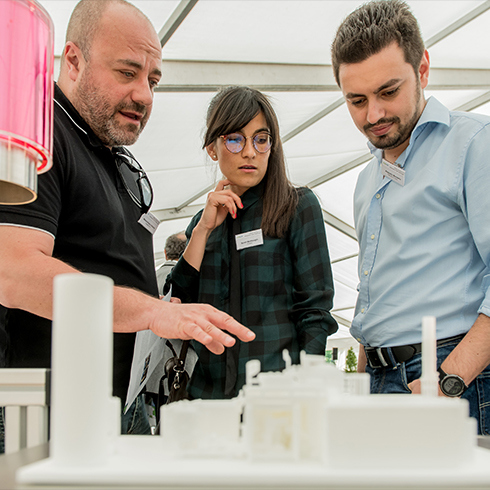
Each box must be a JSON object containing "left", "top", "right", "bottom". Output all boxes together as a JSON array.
[{"left": 1, "top": 437, "right": 490, "bottom": 490}]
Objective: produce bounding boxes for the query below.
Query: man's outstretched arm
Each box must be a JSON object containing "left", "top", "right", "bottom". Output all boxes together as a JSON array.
[{"left": 0, "top": 225, "right": 254, "bottom": 355}]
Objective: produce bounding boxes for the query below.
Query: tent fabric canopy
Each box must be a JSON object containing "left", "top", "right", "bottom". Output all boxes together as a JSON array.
[{"left": 38, "top": 0, "right": 490, "bottom": 338}]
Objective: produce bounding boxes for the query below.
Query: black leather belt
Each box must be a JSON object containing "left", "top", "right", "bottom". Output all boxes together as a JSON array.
[{"left": 365, "top": 334, "right": 465, "bottom": 369}]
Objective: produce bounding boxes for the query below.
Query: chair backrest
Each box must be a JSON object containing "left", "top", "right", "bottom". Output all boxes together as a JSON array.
[{"left": 0, "top": 369, "right": 50, "bottom": 454}]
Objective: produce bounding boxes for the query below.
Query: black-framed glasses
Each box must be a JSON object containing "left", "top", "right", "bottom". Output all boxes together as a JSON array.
[
  {"left": 220, "top": 132, "right": 272, "bottom": 154},
  {"left": 114, "top": 150, "right": 153, "bottom": 214}
]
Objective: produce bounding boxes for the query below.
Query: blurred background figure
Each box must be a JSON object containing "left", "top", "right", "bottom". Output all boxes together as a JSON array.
[{"left": 156, "top": 231, "right": 186, "bottom": 295}]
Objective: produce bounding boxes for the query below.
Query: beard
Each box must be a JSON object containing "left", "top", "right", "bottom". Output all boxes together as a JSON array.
[
  {"left": 74, "top": 69, "right": 149, "bottom": 147},
  {"left": 363, "top": 82, "right": 423, "bottom": 151}
]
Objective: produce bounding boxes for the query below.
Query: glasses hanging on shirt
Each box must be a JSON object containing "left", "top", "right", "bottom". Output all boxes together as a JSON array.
[{"left": 114, "top": 150, "right": 153, "bottom": 214}]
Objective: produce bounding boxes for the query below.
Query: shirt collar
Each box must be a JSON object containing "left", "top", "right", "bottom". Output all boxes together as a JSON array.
[
  {"left": 367, "top": 96, "right": 450, "bottom": 165},
  {"left": 239, "top": 179, "right": 265, "bottom": 209},
  {"left": 54, "top": 83, "right": 108, "bottom": 150}
]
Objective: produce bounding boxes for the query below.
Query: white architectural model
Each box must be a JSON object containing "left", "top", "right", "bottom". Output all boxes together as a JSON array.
[
  {"left": 162, "top": 350, "right": 475, "bottom": 470},
  {"left": 16, "top": 275, "right": 490, "bottom": 488}
]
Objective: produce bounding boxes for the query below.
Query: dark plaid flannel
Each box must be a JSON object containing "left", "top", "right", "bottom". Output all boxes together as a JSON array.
[{"left": 168, "top": 185, "right": 338, "bottom": 399}]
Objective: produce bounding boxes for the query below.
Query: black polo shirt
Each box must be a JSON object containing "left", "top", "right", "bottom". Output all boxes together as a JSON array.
[{"left": 0, "top": 84, "right": 158, "bottom": 399}]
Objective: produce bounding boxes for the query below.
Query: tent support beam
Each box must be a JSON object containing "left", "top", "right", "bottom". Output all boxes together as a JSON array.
[{"left": 158, "top": 0, "right": 199, "bottom": 47}]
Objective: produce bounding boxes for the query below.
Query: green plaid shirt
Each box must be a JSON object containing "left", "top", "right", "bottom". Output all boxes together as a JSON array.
[{"left": 168, "top": 185, "right": 337, "bottom": 399}]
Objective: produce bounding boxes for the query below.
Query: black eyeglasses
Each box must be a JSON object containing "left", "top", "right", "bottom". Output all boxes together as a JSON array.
[
  {"left": 220, "top": 132, "right": 272, "bottom": 154},
  {"left": 114, "top": 150, "right": 153, "bottom": 214}
]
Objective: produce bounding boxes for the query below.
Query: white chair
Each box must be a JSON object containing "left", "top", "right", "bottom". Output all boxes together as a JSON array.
[{"left": 0, "top": 369, "right": 49, "bottom": 454}]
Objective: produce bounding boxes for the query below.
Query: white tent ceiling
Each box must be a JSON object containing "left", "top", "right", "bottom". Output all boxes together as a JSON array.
[{"left": 37, "top": 0, "right": 490, "bottom": 338}]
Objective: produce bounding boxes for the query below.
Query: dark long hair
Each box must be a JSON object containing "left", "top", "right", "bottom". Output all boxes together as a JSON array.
[{"left": 203, "top": 86, "right": 298, "bottom": 238}]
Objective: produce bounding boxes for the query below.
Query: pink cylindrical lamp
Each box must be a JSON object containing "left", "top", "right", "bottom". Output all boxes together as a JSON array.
[{"left": 0, "top": 0, "right": 54, "bottom": 205}]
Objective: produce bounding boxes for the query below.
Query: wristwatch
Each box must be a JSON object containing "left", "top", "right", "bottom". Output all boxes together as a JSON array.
[{"left": 438, "top": 367, "right": 468, "bottom": 397}]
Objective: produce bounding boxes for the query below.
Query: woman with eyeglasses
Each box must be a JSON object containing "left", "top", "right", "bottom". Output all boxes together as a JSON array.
[{"left": 167, "top": 86, "right": 338, "bottom": 399}]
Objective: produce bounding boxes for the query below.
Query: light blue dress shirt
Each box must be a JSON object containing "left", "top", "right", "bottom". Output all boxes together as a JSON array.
[{"left": 351, "top": 97, "right": 490, "bottom": 347}]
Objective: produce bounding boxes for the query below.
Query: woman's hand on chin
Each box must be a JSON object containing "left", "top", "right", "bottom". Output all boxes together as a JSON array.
[{"left": 199, "top": 179, "right": 243, "bottom": 231}]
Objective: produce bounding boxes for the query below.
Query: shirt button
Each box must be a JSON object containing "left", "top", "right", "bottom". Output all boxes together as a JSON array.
[
  {"left": 371, "top": 234, "right": 375, "bottom": 240},
  {"left": 361, "top": 308, "right": 365, "bottom": 313},
  {"left": 364, "top": 270, "right": 369, "bottom": 276},
  {"left": 357, "top": 338, "right": 362, "bottom": 342},
  {"left": 375, "top": 193, "right": 381, "bottom": 199}
]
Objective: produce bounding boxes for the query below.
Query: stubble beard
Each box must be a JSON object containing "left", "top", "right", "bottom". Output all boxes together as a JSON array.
[
  {"left": 364, "top": 82, "right": 423, "bottom": 151},
  {"left": 74, "top": 70, "right": 149, "bottom": 147}
]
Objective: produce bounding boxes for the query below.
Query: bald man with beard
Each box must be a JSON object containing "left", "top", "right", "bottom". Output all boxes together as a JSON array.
[{"left": 0, "top": 0, "right": 254, "bottom": 444}]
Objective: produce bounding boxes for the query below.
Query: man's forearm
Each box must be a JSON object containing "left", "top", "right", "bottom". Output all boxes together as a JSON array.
[
  {"left": 440, "top": 313, "right": 490, "bottom": 386},
  {"left": 0, "top": 246, "right": 80, "bottom": 320},
  {"left": 113, "top": 283, "right": 255, "bottom": 355}
]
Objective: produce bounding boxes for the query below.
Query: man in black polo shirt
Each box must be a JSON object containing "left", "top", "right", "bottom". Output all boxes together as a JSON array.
[{"left": 0, "top": 0, "right": 254, "bottom": 444}]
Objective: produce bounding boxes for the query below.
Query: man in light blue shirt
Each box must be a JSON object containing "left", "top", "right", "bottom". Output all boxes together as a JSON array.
[{"left": 331, "top": 0, "right": 490, "bottom": 434}]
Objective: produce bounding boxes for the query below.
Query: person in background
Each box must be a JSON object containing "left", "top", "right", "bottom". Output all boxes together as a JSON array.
[
  {"left": 0, "top": 0, "right": 254, "bottom": 448},
  {"left": 156, "top": 231, "right": 187, "bottom": 294},
  {"left": 331, "top": 0, "right": 490, "bottom": 434},
  {"left": 167, "top": 86, "right": 338, "bottom": 399}
]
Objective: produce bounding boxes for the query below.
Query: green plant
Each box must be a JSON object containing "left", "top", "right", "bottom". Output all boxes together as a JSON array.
[
  {"left": 345, "top": 347, "right": 358, "bottom": 373},
  {"left": 325, "top": 349, "right": 335, "bottom": 365}
]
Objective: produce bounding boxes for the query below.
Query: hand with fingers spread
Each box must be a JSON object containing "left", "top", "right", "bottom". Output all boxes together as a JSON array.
[{"left": 149, "top": 301, "right": 255, "bottom": 355}]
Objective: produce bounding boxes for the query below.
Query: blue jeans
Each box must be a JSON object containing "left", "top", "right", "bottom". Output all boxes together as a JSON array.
[
  {"left": 120, "top": 394, "right": 151, "bottom": 435},
  {"left": 366, "top": 337, "right": 490, "bottom": 435}
]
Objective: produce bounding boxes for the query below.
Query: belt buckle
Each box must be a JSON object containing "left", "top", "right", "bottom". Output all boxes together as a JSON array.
[
  {"left": 376, "top": 347, "right": 389, "bottom": 367},
  {"left": 366, "top": 347, "right": 390, "bottom": 369}
]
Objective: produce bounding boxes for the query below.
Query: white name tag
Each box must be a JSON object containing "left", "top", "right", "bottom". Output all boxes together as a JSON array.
[
  {"left": 235, "top": 228, "right": 264, "bottom": 250},
  {"left": 381, "top": 159, "right": 405, "bottom": 186},
  {"left": 138, "top": 212, "right": 160, "bottom": 235}
]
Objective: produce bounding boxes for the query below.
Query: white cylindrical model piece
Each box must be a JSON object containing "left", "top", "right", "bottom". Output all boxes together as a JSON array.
[
  {"left": 49, "top": 273, "right": 114, "bottom": 466},
  {"left": 421, "top": 315, "right": 439, "bottom": 397}
]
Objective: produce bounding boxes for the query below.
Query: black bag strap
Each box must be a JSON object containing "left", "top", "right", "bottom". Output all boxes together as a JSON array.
[
  {"left": 164, "top": 340, "right": 190, "bottom": 391},
  {"left": 154, "top": 340, "right": 191, "bottom": 433},
  {"left": 179, "top": 339, "right": 190, "bottom": 362},
  {"left": 156, "top": 340, "right": 191, "bottom": 408}
]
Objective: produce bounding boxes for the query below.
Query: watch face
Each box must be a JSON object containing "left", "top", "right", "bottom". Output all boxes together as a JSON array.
[{"left": 441, "top": 375, "right": 465, "bottom": 396}]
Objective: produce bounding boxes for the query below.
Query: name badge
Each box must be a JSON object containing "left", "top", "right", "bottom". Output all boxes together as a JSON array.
[
  {"left": 235, "top": 228, "right": 263, "bottom": 250},
  {"left": 138, "top": 212, "right": 160, "bottom": 235},
  {"left": 381, "top": 159, "right": 405, "bottom": 186}
]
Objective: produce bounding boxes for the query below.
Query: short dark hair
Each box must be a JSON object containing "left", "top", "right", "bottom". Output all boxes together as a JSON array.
[
  {"left": 331, "top": 0, "right": 425, "bottom": 86},
  {"left": 165, "top": 232, "right": 186, "bottom": 260},
  {"left": 203, "top": 86, "right": 298, "bottom": 238}
]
